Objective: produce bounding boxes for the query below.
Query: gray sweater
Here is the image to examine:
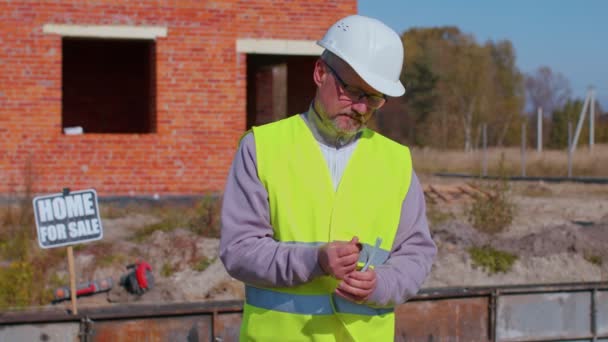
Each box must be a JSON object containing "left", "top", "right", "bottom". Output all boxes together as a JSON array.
[{"left": 219, "top": 111, "right": 436, "bottom": 307}]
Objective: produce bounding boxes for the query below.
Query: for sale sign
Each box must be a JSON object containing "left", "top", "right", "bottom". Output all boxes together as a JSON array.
[{"left": 33, "top": 189, "right": 103, "bottom": 249}]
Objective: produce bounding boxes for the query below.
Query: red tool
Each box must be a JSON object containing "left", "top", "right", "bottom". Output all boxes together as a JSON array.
[
  {"left": 119, "top": 261, "right": 154, "bottom": 295},
  {"left": 54, "top": 277, "right": 113, "bottom": 302}
]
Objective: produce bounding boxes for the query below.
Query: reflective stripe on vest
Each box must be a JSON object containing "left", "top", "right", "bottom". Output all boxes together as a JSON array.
[{"left": 246, "top": 286, "right": 393, "bottom": 316}]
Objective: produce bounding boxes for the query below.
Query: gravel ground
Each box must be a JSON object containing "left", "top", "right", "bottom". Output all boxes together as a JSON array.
[
  {"left": 59, "top": 179, "right": 608, "bottom": 307},
  {"left": 423, "top": 179, "right": 608, "bottom": 288}
]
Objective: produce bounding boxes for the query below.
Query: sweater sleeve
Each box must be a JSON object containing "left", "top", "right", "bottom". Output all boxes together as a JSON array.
[
  {"left": 366, "top": 172, "right": 437, "bottom": 306},
  {"left": 219, "top": 132, "right": 325, "bottom": 287}
]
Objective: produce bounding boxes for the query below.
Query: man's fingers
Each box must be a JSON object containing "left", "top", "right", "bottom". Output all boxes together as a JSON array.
[
  {"left": 341, "top": 253, "right": 359, "bottom": 266},
  {"left": 346, "top": 270, "right": 376, "bottom": 282},
  {"left": 334, "top": 287, "right": 361, "bottom": 302},
  {"left": 349, "top": 236, "right": 363, "bottom": 251},
  {"left": 336, "top": 243, "right": 360, "bottom": 257},
  {"left": 320, "top": 240, "right": 366, "bottom": 279},
  {"left": 328, "top": 252, "right": 358, "bottom": 269},
  {"left": 337, "top": 280, "right": 373, "bottom": 300},
  {"left": 334, "top": 260, "right": 358, "bottom": 279},
  {"left": 341, "top": 263, "right": 358, "bottom": 277},
  {"left": 342, "top": 275, "right": 376, "bottom": 291},
  {"left": 338, "top": 269, "right": 377, "bottom": 296}
]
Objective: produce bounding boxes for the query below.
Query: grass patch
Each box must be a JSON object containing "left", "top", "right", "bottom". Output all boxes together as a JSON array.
[
  {"left": 0, "top": 184, "right": 41, "bottom": 308},
  {"left": 411, "top": 144, "right": 608, "bottom": 177},
  {"left": 161, "top": 262, "right": 177, "bottom": 278},
  {"left": 0, "top": 161, "right": 75, "bottom": 309},
  {"left": 584, "top": 253, "right": 602, "bottom": 266},
  {"left": 131, "top": 220, "right": 179, "bottom": 243},
  {"left": 468, "top": 245, "right": 517, "bottom": 274},
  {"left": 99, "top": 205, "right": 130, "bottom": 219},
  {"left": 0, "top": 228, "right": 62, "bottom": 308},
  {"left": 426, "top": 202, "right": 454, "bottom": 229},
  {"left": 0, "top": 261, "right": 34, "bottom": 308},
  {"left": 48, "top": 273, "right": 69, "bottom": 290},
  {"left": 466, "top": 179, "right": 515, "bottom": 234},
  {"left": 74, "top": 241, "right": 127, "bottom": 269},
  {"left": 466, "top": 184, "right": 515, "bottom": 234},
  {"left": 192, "top": 257, "right": 215, "bottom": 272},
  {"left": 129, "top": 195, "right": 222, "bottom": 242},
  {"left": 100, "top": 202, "right": 160, "bottom": 219},
  {"left": 98, "top": 253, "right": 127, "bottom": 268},
  {"left": 188, "top": 196, "right": 222, "bottom": 238}
]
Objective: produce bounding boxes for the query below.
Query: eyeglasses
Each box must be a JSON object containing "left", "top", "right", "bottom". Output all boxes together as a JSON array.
[{"left": 324, "top": 62, "right": 387, "bottom": 109}]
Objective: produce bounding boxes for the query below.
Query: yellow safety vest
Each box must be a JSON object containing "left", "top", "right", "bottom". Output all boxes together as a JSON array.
[{"left": 243, "top": 115, "right": 412, "bottom": 341}]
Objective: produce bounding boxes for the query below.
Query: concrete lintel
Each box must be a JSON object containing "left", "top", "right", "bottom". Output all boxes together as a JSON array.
[
  {"left": 236, "top": 39, "right": 322, "bottom": 56},
  {"left": 42, "top": 24, "right": 167, "bottom": 39}
]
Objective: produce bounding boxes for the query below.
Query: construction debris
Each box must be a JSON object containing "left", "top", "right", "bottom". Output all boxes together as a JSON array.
[
  {"left": 54, "top": 277, "right": 113, "bottom": 302},
  {"left": 423, "top": 183, "right": 493, "bottom": 204}
]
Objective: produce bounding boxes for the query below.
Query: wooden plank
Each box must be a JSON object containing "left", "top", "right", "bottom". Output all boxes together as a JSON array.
[{"left": 428, "top": 185, "right": 452, "bottom": 203}]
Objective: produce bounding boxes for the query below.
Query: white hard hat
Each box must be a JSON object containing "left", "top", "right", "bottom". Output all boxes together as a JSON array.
[{"left": 317, "top": 15, "right": 405, "bottom": 97}]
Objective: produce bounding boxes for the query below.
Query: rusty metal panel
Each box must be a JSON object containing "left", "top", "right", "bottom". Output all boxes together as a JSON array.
[
  {"left": 395, "top": 297, "right": 489, "bottom": 342},
  {"left": 598, "top": 290, "right": 608, "bottom": 335},
  {"left": 496, "top": 292, "right": 591, "bottom": 341},
  {"left": 214, "top": 312, "right": 242, "bottom": 342},
  {"left": 90, "top": 315, "right": 212, "bottom": 342},
  {"left": 0, "top": 322, "right": 79, "bottom": 342}
]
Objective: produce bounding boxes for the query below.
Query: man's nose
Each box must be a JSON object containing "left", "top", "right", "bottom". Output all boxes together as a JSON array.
[{"left": 351, "top": 100, "right": 369, "bottom": 115}]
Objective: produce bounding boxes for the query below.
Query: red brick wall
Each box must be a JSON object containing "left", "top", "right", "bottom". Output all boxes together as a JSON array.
[{"left": 0, "top": 0, "right": 356, "bottom": 196}]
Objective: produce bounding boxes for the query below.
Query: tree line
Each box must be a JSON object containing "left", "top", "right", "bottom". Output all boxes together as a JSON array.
[{"left": 376, "top": 26, "right": 607, "bottom": 150}]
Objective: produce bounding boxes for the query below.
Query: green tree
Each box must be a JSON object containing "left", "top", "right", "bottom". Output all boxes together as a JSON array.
[
  {"left": 550, "top": 99, "right": 583, "bottom": 148},
  {"left": 401, "top": 59, "right": 439, "bottom": 146},
  {"left": 394, "top": 27, "right": 525, "bottom": 150},
  {"left": 485, "top": 40, "right": 525, "bottom": 147},
  {"left": 594, "top": 103, "right": 608, "bottom": 143}
]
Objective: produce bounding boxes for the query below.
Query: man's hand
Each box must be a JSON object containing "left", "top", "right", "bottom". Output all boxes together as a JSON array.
[
  {"left": 318, "top": 237, "right": 361, "bottom": 280},
  {"left": 334, "top": 268, "right": 377, "bottom": 302}
]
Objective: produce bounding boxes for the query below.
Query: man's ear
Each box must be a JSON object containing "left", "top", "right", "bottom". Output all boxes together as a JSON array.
[{"left": 313, "top": 59, "right": 326, "bottom": 87}]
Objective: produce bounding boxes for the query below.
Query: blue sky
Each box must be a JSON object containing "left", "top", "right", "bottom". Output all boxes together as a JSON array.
[{"left": 358, "top": 0, "right": 607, "bottom": 110}]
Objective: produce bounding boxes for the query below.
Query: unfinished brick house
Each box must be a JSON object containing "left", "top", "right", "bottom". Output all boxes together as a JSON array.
[{"left": 1, "top": 1, "right": 356, "bottom": 197}]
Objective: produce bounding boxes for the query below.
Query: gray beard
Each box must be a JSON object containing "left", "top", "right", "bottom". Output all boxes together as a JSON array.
[{"left": 306, "top": 103, "right": 363, "bottom": 148}]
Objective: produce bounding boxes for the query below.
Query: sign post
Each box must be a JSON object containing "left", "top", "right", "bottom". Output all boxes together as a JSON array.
[
  {"left": 33, "top": 188, "right": 103, "bottom": 315},
  {"left": 67, "top": 245, "right": 77, "bottom": 314}
]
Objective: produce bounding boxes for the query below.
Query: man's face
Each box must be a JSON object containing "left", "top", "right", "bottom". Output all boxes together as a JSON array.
[{"left": 313, "top": 59, "right": 386, "bottom": 135}]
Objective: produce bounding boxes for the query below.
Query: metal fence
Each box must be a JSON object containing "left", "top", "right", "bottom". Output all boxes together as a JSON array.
[{"left": 1, "top": 282, "right": 606, "bottom": 341}]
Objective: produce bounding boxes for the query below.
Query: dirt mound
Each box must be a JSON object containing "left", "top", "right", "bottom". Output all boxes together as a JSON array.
[
  {"left": 425, "top": 198, "right": 608, "bottom": 289},
  {"left": 496, "top": 223, "right": 608, "bottom": 258},
  {"left": 434, "top": 219, "right": 608, "bottom": 260},
  {"left": 51, "top": 180, "right": 608, "bottom": 307},
  {"left": 432, "top": 220, "right": 489, "bottom": 247}
]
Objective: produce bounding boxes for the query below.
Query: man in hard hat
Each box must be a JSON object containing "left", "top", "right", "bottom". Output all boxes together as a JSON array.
[{"left": 220, "top": 14, "right": 436, "bottom": 341}]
